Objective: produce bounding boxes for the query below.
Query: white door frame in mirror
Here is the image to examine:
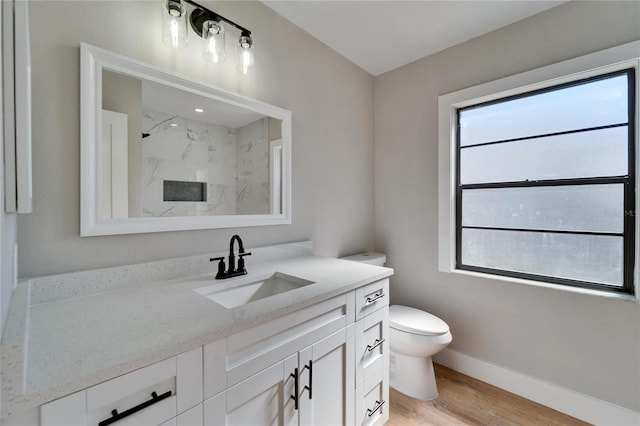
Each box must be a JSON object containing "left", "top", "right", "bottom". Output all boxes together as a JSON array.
[{"left": 80, "top": 43, "right": 292, "bottom": 236}]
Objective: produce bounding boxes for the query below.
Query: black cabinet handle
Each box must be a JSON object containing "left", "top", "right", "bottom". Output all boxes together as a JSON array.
[
  {"left": 303, "top": 360, "right": 313, "bottom": 399},
  {"left": 367, "top": 399, "right": 386, "bottom": 417},
  {"left": 366, "top": 338, "right": 386, "bottom": 352},
  {"left": 364, "top": 292, "right": 384, "bottom": 306},
  {"left": 98, "top": 390, "right": 172, "bottom": 426},
  {"left": 290, "top": 368, "right": 299, "bottom": 410}
]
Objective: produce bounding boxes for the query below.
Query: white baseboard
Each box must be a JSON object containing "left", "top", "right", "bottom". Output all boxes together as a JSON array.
[{"left": 433, "top": 349, "right": 640, "bottom": 426}]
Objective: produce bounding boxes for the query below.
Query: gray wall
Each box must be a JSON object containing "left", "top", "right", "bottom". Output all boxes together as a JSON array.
[
  {"left": 374, "top": 1, "right": 640, "bottom": 411},
  {"left": 19, "top": 1, "right": 374, "bottom": 277}
]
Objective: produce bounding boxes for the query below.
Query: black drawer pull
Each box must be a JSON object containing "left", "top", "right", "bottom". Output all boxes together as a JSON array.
[
  {"left": 303, "top": 360, "right": 313, "bottom": 399},
  {"left": 367, "top": 399, "right": 386, "bottom": 417},
  {"left": 364, "top": 292, "right": 384, "bottom": 306},
  {"left": 366, "top": 338, "right": 386, "bottom": 352},
  {"left": 290, "top": 368, "right": 299, "bottom": 410},
  {"left": 98, "top": 390, "right": 172, "bottom": 426}
]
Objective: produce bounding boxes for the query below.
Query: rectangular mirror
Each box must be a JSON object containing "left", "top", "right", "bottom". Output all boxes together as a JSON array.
[{"left": 81, "top": 43, "right": 291, "bottom": 236}]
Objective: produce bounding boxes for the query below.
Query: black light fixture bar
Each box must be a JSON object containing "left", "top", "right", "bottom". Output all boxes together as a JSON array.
[{"left": 181, "top": 0, "right": 251, "bottom": 37}]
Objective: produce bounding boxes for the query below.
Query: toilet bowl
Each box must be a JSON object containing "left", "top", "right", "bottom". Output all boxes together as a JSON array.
[
  {"left": 340, "top": 252, "right": 453, "bottom": 401},
  {"left": 389, "top": 305, "right": 452, "bottom": 400}
]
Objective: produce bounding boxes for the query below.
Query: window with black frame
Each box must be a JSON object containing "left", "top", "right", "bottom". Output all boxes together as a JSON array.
[{"left": 456, "top": 69, "right": 636, "bottom": 294}]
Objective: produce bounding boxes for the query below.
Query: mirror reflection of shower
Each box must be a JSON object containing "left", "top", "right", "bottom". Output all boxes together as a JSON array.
[{"left": 100, "top": 69, "right": 283, "bottom": 220}]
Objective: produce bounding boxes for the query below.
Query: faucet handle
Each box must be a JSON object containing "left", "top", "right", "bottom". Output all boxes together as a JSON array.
[
  {"left": 237, "top": 252, "right": 251, "bottom": 274},
  {"left": 210, "top": 256, "right": 226, "bottom": 279}
]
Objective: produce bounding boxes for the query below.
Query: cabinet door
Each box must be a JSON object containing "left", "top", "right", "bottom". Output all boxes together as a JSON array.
[
  {"left": 204, "top": 354, "right": 298, "bottom": 426},
  {"left": 298, "top": 325, "right": 355, "bottom": 426}
]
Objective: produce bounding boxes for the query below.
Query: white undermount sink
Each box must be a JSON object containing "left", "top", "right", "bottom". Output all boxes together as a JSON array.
[{"left": 194, "top": 272, "right": 315, "bottom": 309}]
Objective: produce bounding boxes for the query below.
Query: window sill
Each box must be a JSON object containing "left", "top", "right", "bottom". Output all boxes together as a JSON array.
[{"left": 450, "top": 268, "right": 639, "bottom": 303}]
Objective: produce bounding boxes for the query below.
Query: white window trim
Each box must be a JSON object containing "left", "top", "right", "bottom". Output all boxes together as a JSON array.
[{"left": 438, "top": 40, "right": 640, "bottom": 301}]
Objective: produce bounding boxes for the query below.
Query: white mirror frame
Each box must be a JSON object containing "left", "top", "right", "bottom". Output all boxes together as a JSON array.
[{"left": 80, "top": 43, "right": 292, "bottom": 236}]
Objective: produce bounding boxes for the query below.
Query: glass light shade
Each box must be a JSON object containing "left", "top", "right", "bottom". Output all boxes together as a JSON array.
[
  {"left": 202, "top": 20, "right": 225, "bottom": 63},
  {"left": 237, "top": 35, "right": 255, "bottom": 74},
  {"left": 161, "top": 0, "right": 188, "bottom": 49}
]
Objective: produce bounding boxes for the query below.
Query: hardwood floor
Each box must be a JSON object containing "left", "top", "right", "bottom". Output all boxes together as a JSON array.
[{"left": 387, "top": 364, "right": 589, "bottom": 426}]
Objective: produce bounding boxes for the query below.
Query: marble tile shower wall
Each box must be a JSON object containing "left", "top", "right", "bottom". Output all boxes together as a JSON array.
[
  {"left": 140, "top": 109, "right": 270, "bottom": 217},
  {"left": 236, "top": 118, "right": 270, "bottom": 215}
]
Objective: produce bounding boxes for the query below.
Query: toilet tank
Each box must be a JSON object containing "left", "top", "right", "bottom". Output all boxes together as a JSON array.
[{"left": 340, "top": 252, "right": 386, "bottom": 267}]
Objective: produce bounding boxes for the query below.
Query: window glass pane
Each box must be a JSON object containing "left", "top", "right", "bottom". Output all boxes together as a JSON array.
[
  {"left": 462, "top": 184, "right": 623, "bottom": 233},
  {"left": 460, "top": 126, "right": 627, "bottom": 184},
  {"left": 461, "top": 228, "right": 623, "bottom": 286},
  {"left": 459, "top": 74, "right": 628, "bottom": 146}
]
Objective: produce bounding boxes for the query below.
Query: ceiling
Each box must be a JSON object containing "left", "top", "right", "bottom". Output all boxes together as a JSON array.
[
  {"left": 141, "top": 79, "right": 264, "bottom": 129},
  {"left": 262, "top": 1, "right": 569, "bottom": 76}
]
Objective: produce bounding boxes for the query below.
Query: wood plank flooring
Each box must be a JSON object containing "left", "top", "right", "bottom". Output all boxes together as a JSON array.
[{"left": 387, "top": 364, "right": 590, "bottom": 426}]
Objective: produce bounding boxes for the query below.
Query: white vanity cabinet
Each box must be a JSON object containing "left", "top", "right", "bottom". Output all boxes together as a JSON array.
[
  {"left": 35, "top": 278, "right": 390, "bottom": 426},
  {"left": 354, "top": 279, "right": 390, "bottom": 425},
  {"left": 203, "top": 292, "right": 355, "bottom": 425},
  {"left": 202, "top": 278, "right": 390, "bottom": 426},
  {"left": 40, "top": 347, "right": 203, "bottom": 426},
  {"left": 204, "top": 326, "right": 354, "bottom": 426}
]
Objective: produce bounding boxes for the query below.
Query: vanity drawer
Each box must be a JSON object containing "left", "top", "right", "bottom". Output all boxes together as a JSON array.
[
  {"left": 355, "top": 278, "right": 389, "bottom": 320},
  {"left": 41, "top": 347, "right": 202, "bottom": 426},
  {"left": 355, "top": 367, "right": 389, "bottom": 426},
  {"left": 355, "top": 306, "right": 389, "bottom": 387}
]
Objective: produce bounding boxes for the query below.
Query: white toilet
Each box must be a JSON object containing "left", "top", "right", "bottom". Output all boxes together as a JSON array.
[
  {"left": 342, "top": 252, "right": 453, "bottom": 401},
  {"left": 388, "top": 305, "right": 452, "bottom": 400}
]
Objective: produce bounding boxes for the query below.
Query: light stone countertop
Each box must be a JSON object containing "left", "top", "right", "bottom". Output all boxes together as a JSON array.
[{"left": 1, "top": 253, "right": 393, "bottom": 418}]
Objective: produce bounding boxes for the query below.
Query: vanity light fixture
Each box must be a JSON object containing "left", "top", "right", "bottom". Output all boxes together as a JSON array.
[
  {"left": 161, "top": 0, "right": 188, "bottom": 49},
  {"left": 194, "top": 108, "right": 204, "bottom": 113},
  {"left": 161, "top": 0, "right": 255, "bottom": 73},
  {"left": 202, "top": 19, "right": 225, "bottom": 63},
  {"left": 238, "top": 31, "right": 255, "bottom": 75}
]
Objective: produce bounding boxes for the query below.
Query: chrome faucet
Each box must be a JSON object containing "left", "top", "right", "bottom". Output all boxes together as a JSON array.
[{"left": 210, "top": 234, "right": 252, "bottom": 279}]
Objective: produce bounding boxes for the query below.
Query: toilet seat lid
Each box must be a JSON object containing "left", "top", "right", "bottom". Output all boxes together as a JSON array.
[{"left": 389, "top": 305, "right": 449, "bottom": 336}]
